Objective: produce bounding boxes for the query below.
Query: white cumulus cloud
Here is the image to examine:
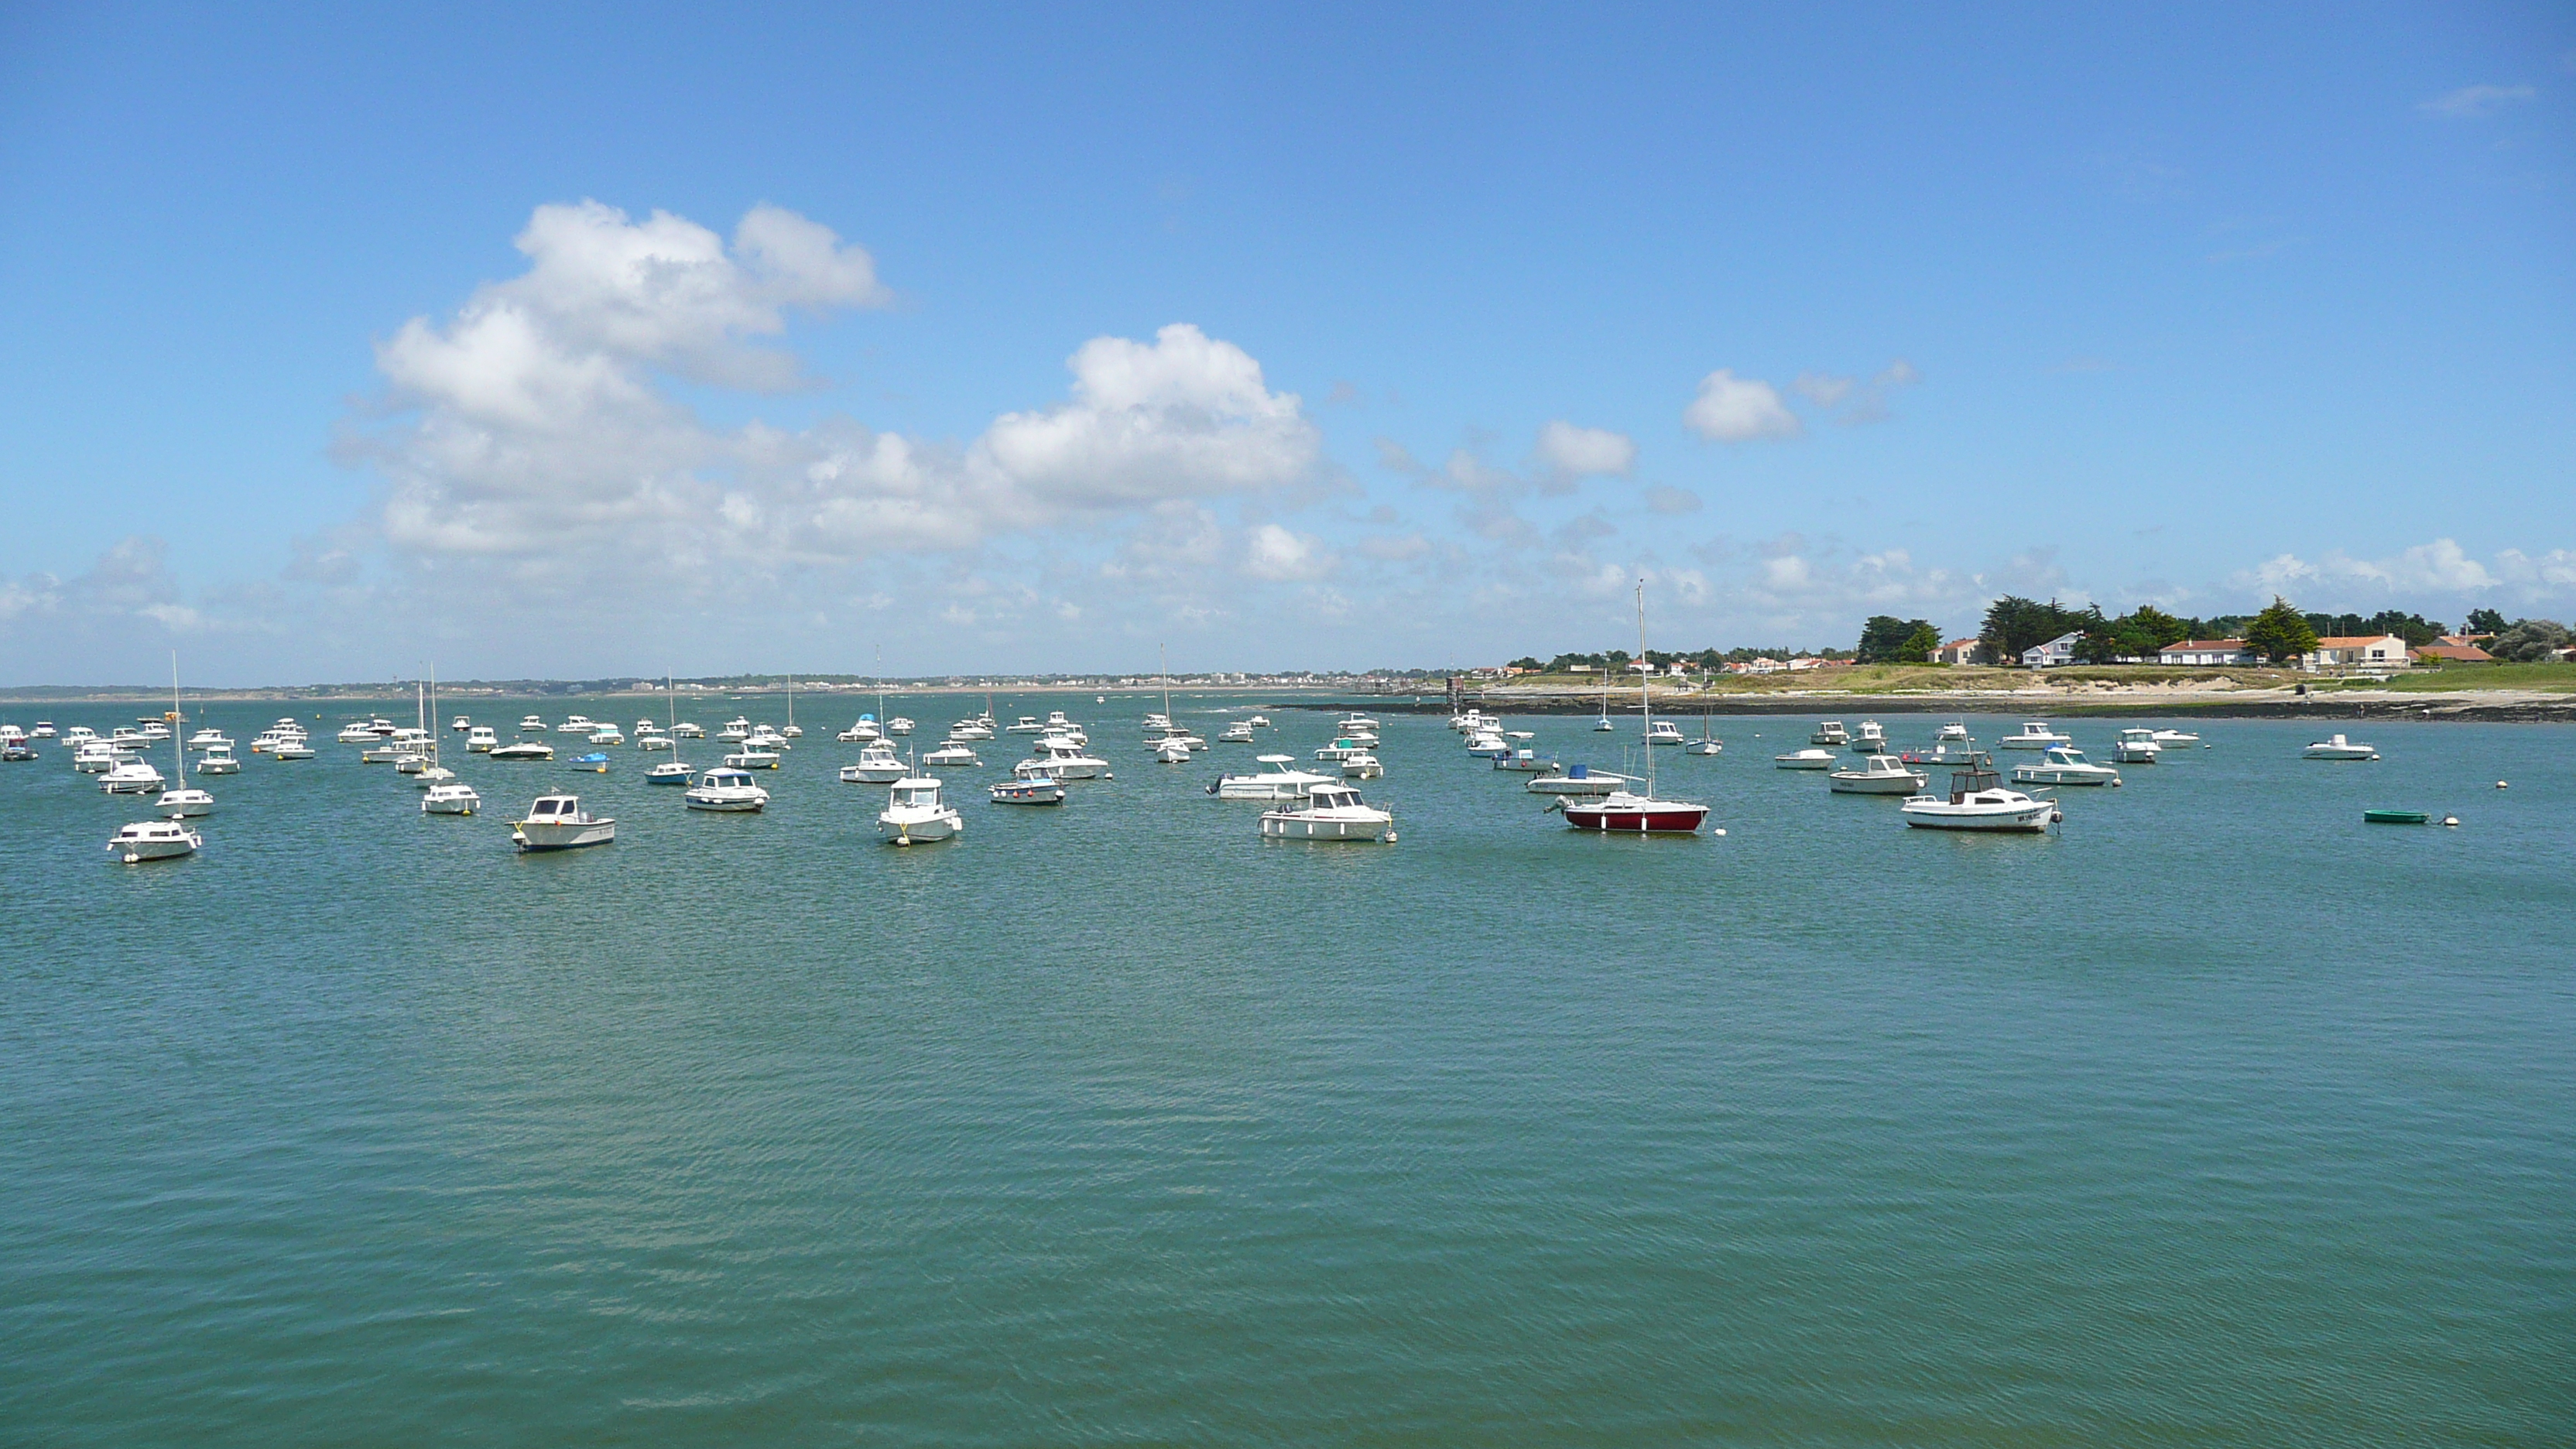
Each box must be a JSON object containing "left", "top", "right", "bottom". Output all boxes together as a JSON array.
[
  {"left": 1684, "top": 369, "right": 1802, "bottom": 442},
  {"left": 1242, "top": 523, "right": 1337, "bottom": 581},
  {"left": 1533, "top": 420, "right": 1637, "bottom": 479}
]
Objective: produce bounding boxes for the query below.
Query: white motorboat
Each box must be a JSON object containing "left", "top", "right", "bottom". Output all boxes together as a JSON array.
[
  {"left": 2303, "top": 734, "right": 2379, "bottom": 762},
  {"left": 421, "top": 782, "right": 481, "bottom": 815},
  {"left": 186, "top": 728, "right": 229, "bottom": 752},
  {"left": 1644, "top": 720, "right": 1686, "bottom": 746},
  {"left": 1852, "top": 721, "right": 1886, "bottom": 752},
  {"left": 673, "top": 721, "right": 705, "bottom": 738},
  {"left": 715, "top": 716, "right": 750, "bottom": 742},
  {"left": 1218, "top": 722, "right": 1256, "bottom": 744},
  {"left": 1901, "top": 759, "right": 2060, "bottom": 832},
  {"left": 512, "top": 793, "right": 615, "bottom": 851},
  {"left": 2112, "top": 728, "right": 2163, "bottom": 764},
  {"left": 467, "top": 725, "right": 498, "bottom": 752},
  {"left": 1314, "top": 738, "right": 1374, "bottom": 762},
  {"left": 518, "top": 714, "right": 546, "bottom": 732},
  {"left": 556, "top": 714, "right": 598, "bottom": 735},
  {"left": 1259, "top": 783, "right": 1396, "bottom": 841},
  {"left": 106, "top": 817, "right": 201, "bottom": 863},
  {"left": 1810, "top": 721, "right": 1850, "bottom": 746},
  {"left": 724, "top": 745, "right": 783, "bottom": 770},
  {"left": 1155, "top": 738, "right": 1193, "bottom": 764},
  {"left": 946, "top": 718, "right": 995, "bottom": 742},
  {"left": 1464, "top": 728, "right": 1509, "bottom": 755},
  {"left": 2012, "top": 745, "right": 2122, "bottom": 786},
  {"left": 2150, "top": 728, "right": 2201, "bottom": 748},
  {"left": 1494, "top": 748, "right": 1555, "bottom": 772},
  {"left": 1773, "top": 748, "right": 1839, "bottom": 769},
  {"left": 923, "top": 742, "right": 979, "bottom": 768},
  {"left": 272, "top": 738, "right": 315, "bottom": 760},
  {"left": 992, "top": 766, "right": 1066, "bottom": 804},
  {"left": 196, "top": 745, "right": 242, "bottom": 774},
  {"left": 1029, "top": 738, "right": 1108, "bottom": 778},
  {"left": 452, "top": 715, "right": 472, "bottom": 732},
  {"left": 1245, "top": 714, "right": 1271, "bottom": 728},
  {"left": 63, "top": 726, "right": 99, "bottom": 745},
  {"left": 840, "top": 741, "right": 909, "bottom": 784},
  {"left": 1829, "top": 754, "right": 1930, "bottom": 794},
  {"left": 411, "top": 763, "right": 456, "bottom": 786},
  {"left": 1342, "top": 752, "right": 1383, "bottom": 779},
  {"left": 635, "top": 731, "right": 672, "bottom": 751},
  {"left": 1337, "top": 713, "right": 1379, "bottom": 732},
  {"left": 1936, "top": 721, "right": 1970, "bottom": 742},
  {"left": 73, "top": 742, "right": 115, "bottom": 772},
  {"left": 588, "top": 725, "right": 625, "bottom": 746},
  {"left": 1006, "top": 715, "right": 1044, "bottom": 734},
  {"left": 1526, "top": 766, "right": 1635, "bottom": 796},
  {"left": 878, "top": 775, "right": 963, "bottom": 844},
  {"left": 157, "top": 786, "right": 215, "bottom": 816},
  {"left": 488, "top": 741, "right": 554, "bottom": 761},
  {"left": 887, "top": 717, "right": 915, "bottom": 736},
  {"left": 686, "top": 766, "right": 770, "bottom": 811},
  {"left": 840, "top": 717, "right": 882, "bottom": 742},
  {"left": 1209, "top": 755, "right": 1335, "bottom": 800},
  {"left": 101, "top": 759, "right": 165, "bottom": 793},
  {"left": 30, "top": 722, "right": 55, "bottom": 738},
  {"left": 1999, "top": 721, "right": 2071, "bottom": 750},
  {"left": 336, "top": 721, "right": 382, "bottom": 744}
]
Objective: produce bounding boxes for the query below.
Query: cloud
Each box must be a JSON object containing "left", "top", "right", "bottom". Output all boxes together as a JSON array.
[
  {"left": 1242, "top": 523, "right": 1336, "bottom": 581},
  {"left": 2241, "top": 537, "right": 2499, "bottom": 597},
  {"left": 1684, "top": 369, "right": 1802, "bottom": 441},
  {"left": 1643, "top": 485, "right": 1702, "bottom": 515},
  {"left": 1533, "top": 420, "right": 1636, "bottom": 479},
  {"left": 354, "top": 202, "right": 1321, "bottom": 603},
  {"left": 2417, "top": 84, "right": 2537, "bottom": 118}
]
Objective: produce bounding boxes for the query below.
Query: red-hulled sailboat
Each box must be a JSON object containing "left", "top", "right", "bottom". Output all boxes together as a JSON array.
[{"left": 1560, "top": 580, "right": 1711, "bottom": 834}]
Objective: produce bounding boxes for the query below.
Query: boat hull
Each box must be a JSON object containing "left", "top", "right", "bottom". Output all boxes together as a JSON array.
[
  {"left": 2012, "top": 767, "right": 2121, "bottom": 786},
  {"left": 108, "top": 832, "right": 200, "bottom": 862},
  {"left": 1901, "top": 801, "right": 2058, "bottom": 831},
  {"left": 513, "top": 820, "right": 615, "bottom": 851},
  {"left": 1562, "top": 803, "right": 1708, "bottom": 833},
  {"left": 1258, "top": 811, "right": 1394, "bottom": 841},
  {"left": 1828, "top": 772, "right": 1924, "bottom": 793},
  {"left": 878, "top": 809, "right": 962, "bottom": 843},
  {"left": 991, "top": 782, "right": 1066, "bottom": 805}
]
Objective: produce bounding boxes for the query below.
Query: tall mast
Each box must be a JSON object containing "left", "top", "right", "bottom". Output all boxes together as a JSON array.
[
  {"left": 170, "top": 650, "right": 185, "bottom": 788},
  {"left": 1637, "top": 579, "right": 1654, "bottom": 798},
  {"left": 668, "top": 673, "right": 683, "bottom": 770},
  {"left": 1162, "top": 642, "right": 1170, "bottom": 723},
  {"left": 429, "top": 664, "right": 439, "bottom": 767}
]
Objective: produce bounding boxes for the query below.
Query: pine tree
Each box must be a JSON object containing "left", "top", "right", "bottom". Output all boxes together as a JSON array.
[{"left": 2243, "top": 597, "right": 2319, "bottom": 663}]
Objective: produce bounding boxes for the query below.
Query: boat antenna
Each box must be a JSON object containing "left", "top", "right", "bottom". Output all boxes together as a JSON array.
[{"left": 1637, "top": 578, "right": 1655, "bottom": 800}]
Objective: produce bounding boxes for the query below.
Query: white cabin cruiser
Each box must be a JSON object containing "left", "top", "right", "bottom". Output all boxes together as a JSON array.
[
  {"left": 1852, "top": 721, "right": 1886, "bottom": 752},
  {"left": 1259, "top": 783, "right": 1396, "bottom": 841},
  {"left": 556, "top": 714, "right": 598, "bottom": 735},
  {"left": 1900, "top": 759, "right": 2060, "bottom": 832},
  {"left": 946, "top": 718, "right": 995, "bottom": 742},
  {"left": 878, "top": 775, "right": 963, "bottom": 844},
  {"left": 420, "top": 782, "right": 481, "bottom": 816},
  {"left": 1526, "top": 765, "right": 1635, "bottom": 796},
  {"left": 1644, "top": 720, "right": 1687, "bottom": 746},
  {"left": 467, "top": 725, "right": 498, "bottom": 752},
  {"left": 488, "top": 741, "right": 554, "bottom": 761},
  {"left": 717, "top": 718, "right": 751, "bottom": 742},
  {"left": 1936, "top": 721, "right": 1970, "bottom": 742},
  {"left": 30, "top": 721, "right": 56, "bottom": 738},
  {"left": 2112, "top": 728, "right": 2163, "bottom": 764},
  {"left": 923, "top": 742, "right": 979, "bottom": 768},
  {"left": 1773, "top": 748, "right": 1839, "bottom": 769},
  {"left": 335, "top": 721, "right": 382, "bottom": 744},
  {"left": 157, "top": 785, "right": 215, "bottom": 816},
  {"left": 519, "top": 714, "right": 546, "bottom": 732},
  {"left": 186, "top": 728, "right": 230, "bottom": 752},
  {"left": 2012, "top": 745, "right": 2122, "bottom": 786},
  {"left": 451, "top": 715, "right": 472, "bottom": 732},
  {"left": 840, "top": 742, "right": 908, "bottom": 784},
  {"left": 1209, "top": 755, "right": 1334, "bottom": 800},
  {"left": 1154, "top": 738, "right": 1193, "bottom": 764},
  {"left": 1999, "top": 721, "right": 2071, "bottom": 750},
  {"left": 1314, "top": 738, "right": 1374, "bottom": 762},
  {"left": 2150, "top": 728, "right": 2201, "bottom": 748},
  {"left": 106, "top": 817, "right": 201, "bottom": 863},
  {"left": 1006, "top": 715, "right": 1044, "bottom": 734},
  {"left": 839, "top": 718, "right": 882, "bottom": 742},
  {"left": 1810, "top": 721, "right": 1851, "bottom": 746},
  {"left": 685, "top": 766, "right": 770, "bottom": 811},
  {"left": 886, "top": 717, "right": 915, "bottom": 735},
  {"left": 2303, "top": 734, "right": 2379, "bottom": 761},
  {"left": 1829, "top": 754, "right": 1930, "bottom": 794},
  {"left": 587, "top": 725, "right": 625, "bottom": 746},
  {"left": 1030, "top": 738, "right": 1108, "bottom": 778},
  {"left": 512, "top": 794, "right": 615, "bottom": 851},
  {"left": 72, "top": 742, "right": 116, "bottom": 772},
  {"left": 723, "top": 745, "right": 783, "bottom": 770},
  {"left": 196, "top": 745, "right": 242, "bottom": 774},
  {"left": 1342, "top": 752, "right": 1384, "bottom": 779},
  {"left": 1218, "top": 722, "right": 1256, "bottom": 744},
  {"left": 101, "top": 759, "right": 165, "bottom": 793},
  {"left": 673, "top": 721, "right": 705, "bottom": 738},
  {"left": 272, "top": 738, "right": 316, "bottom": 760}
]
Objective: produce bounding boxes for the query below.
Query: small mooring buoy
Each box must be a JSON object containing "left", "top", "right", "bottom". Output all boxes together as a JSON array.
[
  {"left": 2442, "top": 816, "right": 2460, "bottom": 827},
  {"left": 2496, "top": 780, "right": 2509, "bottom": 790}
]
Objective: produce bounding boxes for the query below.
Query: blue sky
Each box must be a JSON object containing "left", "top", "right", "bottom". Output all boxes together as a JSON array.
[{"left": 2, "top": 3, "right": 2570, "bottom": 683}]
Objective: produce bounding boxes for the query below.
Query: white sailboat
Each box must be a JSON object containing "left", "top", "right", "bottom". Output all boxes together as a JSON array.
[
  {"left": 648, "top": 673, "right": 694, "bottom": 783},
  {"left": 154, "top": 653, "right": 215, "bottom": 817}
]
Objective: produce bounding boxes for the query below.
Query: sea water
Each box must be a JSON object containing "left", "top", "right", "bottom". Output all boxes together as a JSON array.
[{"left": 2, "top": 701, "right": 2568, "bottom": 1445}]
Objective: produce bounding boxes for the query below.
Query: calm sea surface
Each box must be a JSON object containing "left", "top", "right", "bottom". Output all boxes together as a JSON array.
[{"left": 3, "top": 697, "right": 2569, "bottom": 1446}]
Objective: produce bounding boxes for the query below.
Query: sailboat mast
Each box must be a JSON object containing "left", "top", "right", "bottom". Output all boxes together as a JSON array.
[
  {"left": 170, "top": 650, "right": 185, "bottom": 787},
  {"left": 1637, "top": 579, "right": 1654, "bottom": 798},
  {"left": 668, "top": 673, "right": 682, "bottom": 769}
]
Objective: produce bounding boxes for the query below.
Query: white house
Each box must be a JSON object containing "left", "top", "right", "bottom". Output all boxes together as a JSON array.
[
  {"left": 2021, "top": 631, "right": 2082, "bottom": 668},
  {"left": 1933, "top": 637, "right": 1990, "bottom": 665},
  {"left": 2159, "top": 639, "right": 2256, "bottom": 666},
  {"left": 2306, "top": 635, "right": 2411, "bottom": 671}
]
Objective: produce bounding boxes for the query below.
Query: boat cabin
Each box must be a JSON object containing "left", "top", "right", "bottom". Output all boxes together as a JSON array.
[
  {"left": 889, "top": 779, "right": 944, "bottom": 807},
  {"left": 526, "top": 795, "right": 584, "bottom": 818}
]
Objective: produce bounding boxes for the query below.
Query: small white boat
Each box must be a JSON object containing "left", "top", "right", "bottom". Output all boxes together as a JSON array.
[
  {"left": 1342, "top": 752, "right": 1384, "bottom": 779},
  {"left": 30, "top": 722, "right": 56, "bottom": 738},
  {"left": 635, "top": 731, "right": 672, "bottom": 752},
  {"left": 421, "top": 782, "right": 481, "bottom": 815},
  {"left": 1006, "top": 715, "right": 1045, "bottom": 734},
  {"left": 1595, "top": 715, "right": 1616, "bottom": 732},
  {"left": 1218, "top": 722, "right": 1256, "bottom": 744},
  {"left": 1209, "top": 755, "right": 1335, "bottom": 800},
  {"left": 1999, "top": 721, "right": 2071, "bottom": 750},
  {"left": 196, "top": 746, "right": 242, "bottom": 775},
  {"left": 186, "top": 728, "right": 229, "bottom": 752},
  {"left": 411, "top": 764, "right": 457, "bottom": 786},
  {"left": 839, "top": 718, "right": 882, "bottom": 742},
  {"left": 2012, "top": 745, "right": 2122, "bottom": 786},
  {"left": 1937, "top": 721, "right": 1970, "bottom": 742},
  {"left": 467, "top": 726, "right": 498, "bottom": 752},
  {"left": 72, "top": 742, "right": 116, "bottom": 772},
  {"left": 556, "top": 714, "right": 598, "bottom": 736},
  {"left": 1314, "top": 738, "right": 1374, "bottom": 762},
  {"left": 1029, "top": 738, "right": 1108, "bottom": 779},
  {"left": 1526, "top": 766, "right": 1635, "bottom": 796},
  {"left": 156, "top": 786, "right": 215, "bottom": 816},
  {"left": 272, "top": 739, "right": 316, "bottom": 761},
  {"left": 512, "top": 793, "right": 615, "bottom": 851},
  {"left": 1901, "top": 762, "right": 2060, "bottom": 832},
  {"left": 2112, "top": 728, "right": 2163, "bottom": 764},
  {"left": 840, "top": 742, "right": 909, "bottom": 784},
  {"left": 1338, "top": 714, "right": 1379, "bottom": 732},
  {"left": 1464, "top": 729, "right": 1509, "bottom": 755},
  {"left": 673, "top": 721, "right": 705, "bottom": 738},
  {"left": 106, "top": 817, "right": 201, "bottom": 862},
  {"left": 724, "top": 746, "right": 783, "bottom": 770},
  {"left": 878, "top": 775, "right": 963, "bottom": 844},
  {"left": 1829, "top": 754, "right": 1929, "bottom": 794},
  {"left": 1259, "top": 782, "right": 1396, "bottom": 841},
  {"left": 1644, "top": 720, "right": 1687, "bottom": 747},
  {"left": 1810, "top": 721, "right": 1850, "bottom": 746},
  {"left": 336, "top": 721, "right": 381, "bottom": 744},
  {"left": 923, "top": 742, "right": 979, "bottom": 768},
  {"left": 991, "top": 771, "right": 1066, "bottom": 805},
  {"left": 887, "top": 717, "right": 915, "bottom": 736},
  {"left": 588, "top": 725, "right": 625, "bottom": 746},
  {"left": 101, "top": 759, "right": 166, "bottom": 793},
  {"left": 1493, "top": 748, "right": 1554, "bottom": 772},
  {"left": 488, "top": 741, "right": 554, "bottom": 761},
  {"left": 1245, "top": 715, "right": 1271, "bottom": 728},
  {"left": 451, "top": 716, "right": 472, "bottom": 732},
  {"left": 1852, "top": 721, "right": 1886, "bottom": 752},
  {"left": 1773, "top": 748, "right": 1839, "bottom": 769},
  {"left": 717, "top": 718, "right": 751, "bottom": 742},
  {"left": 1155, "top": 738, "right": 1193, "bottom": 764},
  {"left": 2150, "top": 728, "right": 2201, "bottom": 748},
  {"left": 518, "top": 714, "right": 546, "bottom": 732},
  {"left": 947, "top": 718, "right": 995, "bottom": 742},
  {"left": 2303, "top": 734, "right": 2379, "bottom": 762},
  {"left": 686, "top": 766, "right": 770, "bottom": 811}
]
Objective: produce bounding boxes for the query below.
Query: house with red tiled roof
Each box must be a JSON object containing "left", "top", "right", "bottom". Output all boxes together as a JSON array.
[
  {"left": 2159, "top": 639, "right": 2254, "bottom": 666},
  {"left": 1931, "top": 638, "right": 1990, "bottom": 665},
  {"left": 2414, "top": 642, "right": 2492, "bottom": 663},
  {"left": 2305, "top": 635, "right": 2410, "bottom": 670}
]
